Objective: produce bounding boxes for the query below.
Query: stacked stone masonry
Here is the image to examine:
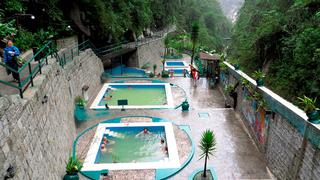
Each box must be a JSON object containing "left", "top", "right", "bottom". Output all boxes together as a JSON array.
[
  {"left": 221, "top": 62, "right": 320, "bottom": 179},
  {"left": 0, "top": 49, "right": 103, "bottom": 179},
  {"left": 136, "top": 38, "right": 164, "bottom": 69}
]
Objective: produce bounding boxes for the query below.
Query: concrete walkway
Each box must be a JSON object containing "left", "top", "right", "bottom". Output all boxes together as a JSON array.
[{"left": 77, "top": 76, "right": 273, "bottom": 179}]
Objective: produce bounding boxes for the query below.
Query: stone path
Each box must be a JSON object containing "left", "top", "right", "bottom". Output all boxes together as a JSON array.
[{"left": 77, "top": 55, "right": 273, "bottom": 179}]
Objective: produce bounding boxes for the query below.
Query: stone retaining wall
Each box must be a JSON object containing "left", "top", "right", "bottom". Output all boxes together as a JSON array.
[
  {"left": 220, "top": 62, "right": 320, "bottom": 179},
  {"left": 136, "top": 38, "right": 164, "bottom": 69},
  {"left": 0, "top": 49, "right": 103, "bottom": 179}
]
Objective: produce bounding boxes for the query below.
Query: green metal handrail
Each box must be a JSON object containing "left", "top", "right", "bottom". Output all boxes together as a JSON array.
[
  {"left": 0, "top": 37, "right": 162, "bottom": 98},
  {"left": 0, "top": 41, "right": 53, "bottom": 98}
]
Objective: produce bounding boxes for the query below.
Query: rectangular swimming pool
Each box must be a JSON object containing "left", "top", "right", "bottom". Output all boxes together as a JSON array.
[
  {"left": 166, "top": 61, "right": 185, "bottom": 66},
  {"left": 165, "top": 61, "right": 188, "bottom": 68},
  {"left": 90, "top": 83, "right": 174, "bottom": 109},
  {"left": 82, "top": 122, "right": 180, "bottom": 171}
]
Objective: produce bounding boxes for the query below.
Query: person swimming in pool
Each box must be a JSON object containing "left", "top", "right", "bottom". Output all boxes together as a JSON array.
[
  {"left": 135, "top": 128, "right": 152, "bottom": 137},
  {"left": 103, "top": 137, "right": 115, "bottom": 145},
  {"left": 101, "top": 144, "right": 107, "bottom": 153}
]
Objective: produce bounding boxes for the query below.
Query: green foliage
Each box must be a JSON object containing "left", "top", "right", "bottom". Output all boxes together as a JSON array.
[
  {"left": 225, "top": 84, "right": 236, "bottom": 93},
  {"left": 65, "top": 156, "right": 83, "bottom": 174},
  {"left": 16, "top": 56, "right": 26, "bottom": 66},
  {"left": 191, "top": 22, "right": 200, "bottom": 64},
  {"left": 199, "top": 129, "right": 216, "bottom": 178},
  {"left": 141, "top": 62, "right": 151, "bottom": 69},
  {"left": 153, "top": 64, "right": 157, "bottom": 74},
  {"left": 47, "top": 0, "right": 64, "bottom": 22},
  {"left": 251, "top": 70, "right": 265, "bottom": 80},
  {"left": 0, "top": 0, "right": 24, "bottom": 13},
  {"left": 164, "top": 0, "right": 231, "bottom": 53},
  {"left": 75, "top": 96, "right": 86, "bottom": 107},
  {"left": 0, "top": 20, "right": 17, "bottom": 40},
  {"left": 298, "top": 95, "right": 318, "bottom": 113},
  {"left": 14, "top": 29, "right": 35, "bottom": 52},
  {"left": 149, "top": 72, "right": 155, "bottom": 78},
  {"left": 230, "top": 0, "right": 320, "bottom": 106},
  {"left": 161, "top": 70, "right": 169, "bottom": 78}
]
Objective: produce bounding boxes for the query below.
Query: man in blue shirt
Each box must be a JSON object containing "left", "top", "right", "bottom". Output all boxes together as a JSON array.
[{"left": 4, "top": 40, "right": 20, "bottom": 82}]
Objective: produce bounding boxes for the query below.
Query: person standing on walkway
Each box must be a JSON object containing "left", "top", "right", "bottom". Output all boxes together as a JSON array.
[{"left": 4, "top": 40, "right": 20, "bottom": 82}]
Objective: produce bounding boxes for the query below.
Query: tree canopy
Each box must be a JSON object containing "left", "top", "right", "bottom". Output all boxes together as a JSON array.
[{"left": 229, "top": 0, "right": 320, "bottom": 105}]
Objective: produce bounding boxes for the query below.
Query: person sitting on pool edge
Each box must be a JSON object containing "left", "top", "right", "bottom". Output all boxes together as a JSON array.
[
  {"left": 135, "top": 128, "right": 152, "bottom": 137},
  {"left": 160, "top": 139, "right": 168, "bottom": 154}
]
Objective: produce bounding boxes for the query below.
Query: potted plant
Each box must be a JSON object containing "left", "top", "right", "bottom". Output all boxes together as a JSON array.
[
  {"left": 194, "top": 129, "right": 216, "bottom": 180},
  {"left": 252, "top": 70, "right": 265, "bottom": 86},
  {"left": 229, "top": 59, "right": 240, "bottom": 70},
  {"left": 298, "top": 95, "right": 320, "bottom": 123},
  {"left": 252, "top": 92, "right": 272, "bottom": 114},
  {"left": 149, "top": 72, "right": 155, "bottom": 78},
  {"left": 161, "top": 70, "right": 169, "bottom": 78},
  {"left": 75, "top": 96, "right": 86, "bottom": 109},
  {"left": 63, "top": 156, "right": 83, "bottom": 180}
]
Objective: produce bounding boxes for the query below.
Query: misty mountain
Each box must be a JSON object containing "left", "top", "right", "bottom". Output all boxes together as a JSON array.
[{"left": 218, "top": 0, "right": 244, "bottom": 22}]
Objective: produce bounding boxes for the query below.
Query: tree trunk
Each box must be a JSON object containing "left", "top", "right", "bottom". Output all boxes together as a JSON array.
[
  {"left": 191, "top": 41, "right": 196, "bottom": 65},
  {"left": 203, "top": 153, "right": 208, "bottom": 177}
]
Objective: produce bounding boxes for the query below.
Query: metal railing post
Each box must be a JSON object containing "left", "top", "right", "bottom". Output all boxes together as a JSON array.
[
  {"left": 38, "top": 56, "right": 42, "bottom": 74},
  {"left": 28, "top": 63, "right": 34, "bottom": 86},
  {"left": 63, "top": 53, "right": 66, "bottom": 66},
  {"left": 71, "top": 49, "right": 73, "bottom": 61},
  {"left": 17, "top": 77, "right": 23, "bottom": 98}
]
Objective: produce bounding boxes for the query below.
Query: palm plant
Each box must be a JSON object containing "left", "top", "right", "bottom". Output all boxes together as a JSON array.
[
  {"left": 251, "top": 70, "right": 265, "bottom": 80},
  {"left": 252, "top": 70, "right": 266, "bottom": 86},
  {"left": 191, "top": 22, "right": 200, "bottom": 65},
  {"left": 153, "top": 64, "right": 157, "bottom": 75},
  {"left": 199, "top": 129, "right": 216, "bottom": 178}
]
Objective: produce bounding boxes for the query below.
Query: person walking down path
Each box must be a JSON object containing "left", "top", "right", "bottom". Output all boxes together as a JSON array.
[{"left": 4, "top": 40, "right": 20, "bottom": 82}]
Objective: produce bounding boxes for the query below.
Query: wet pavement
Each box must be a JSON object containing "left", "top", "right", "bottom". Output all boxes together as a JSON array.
[{"left": 78, "top": 76, "right": 273, "bottom": 179}]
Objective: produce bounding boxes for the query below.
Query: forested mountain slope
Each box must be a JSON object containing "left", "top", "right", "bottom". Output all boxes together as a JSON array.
[{"left": 230, "top": 0, "right": 320, "bottom": 105}]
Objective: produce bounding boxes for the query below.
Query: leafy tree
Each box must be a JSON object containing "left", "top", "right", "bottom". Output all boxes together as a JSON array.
[
  {"left": 230, "top": 0, "right": 320, "bottom": 107},
  {"left": 191, "top": 22, "right": 199, "bottom": 65}
]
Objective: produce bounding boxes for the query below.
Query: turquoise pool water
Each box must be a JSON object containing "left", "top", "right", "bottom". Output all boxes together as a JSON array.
[
  {"left": 105, "top": 66, "right": 147, "bottom": 78},
  {"left": 98, "top": 84, "right": 167, "bottom": 106},
  {"left": 95, "top": 126, "right": 168, "bottom": 163},
  {"left": 166, "top": 62, "right": 185, "bottom": 66}
]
